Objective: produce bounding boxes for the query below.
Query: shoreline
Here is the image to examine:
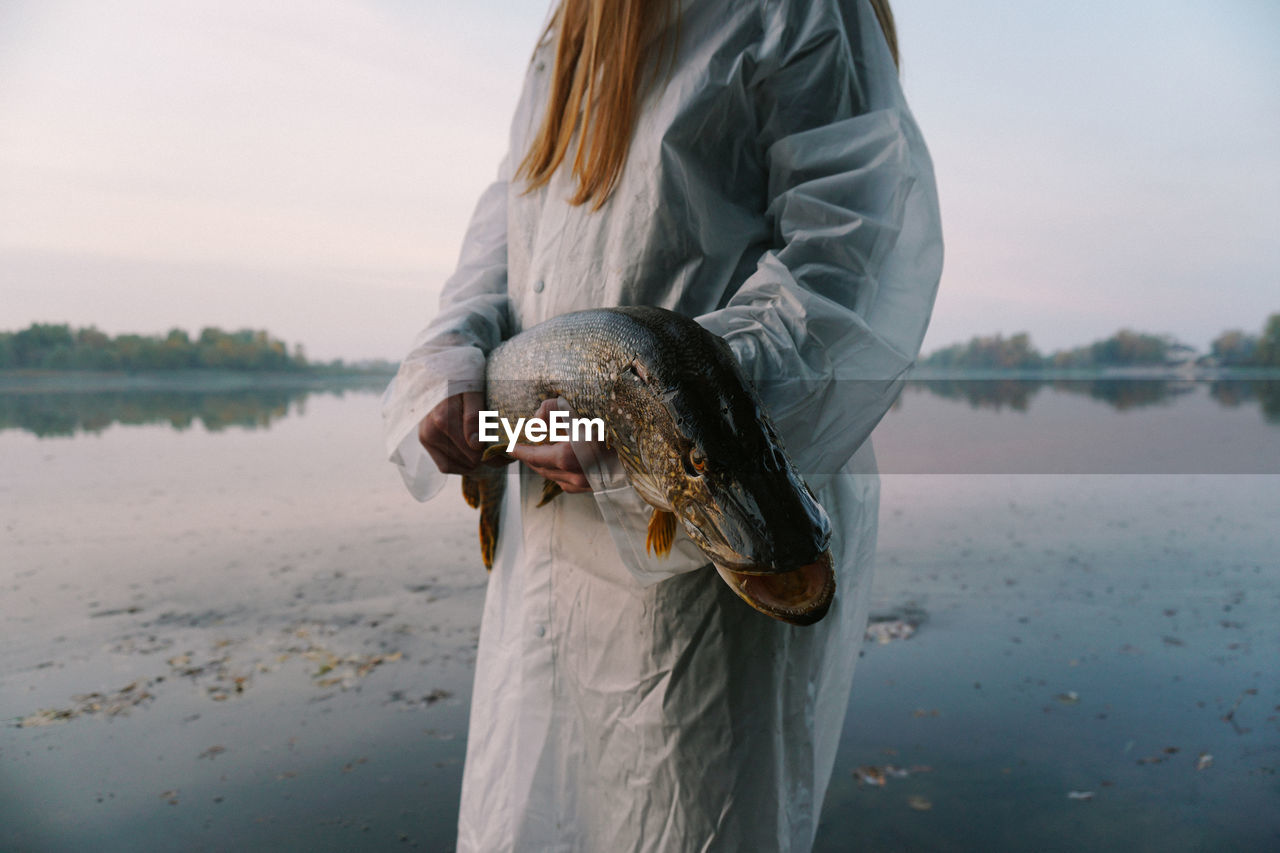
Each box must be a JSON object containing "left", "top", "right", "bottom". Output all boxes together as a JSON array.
[
  {"left": 906, "top": 365, "right": 1280, "bottom": 380},
  {"left": 0, "top": 369, "right": 394, "bottom": 394}
]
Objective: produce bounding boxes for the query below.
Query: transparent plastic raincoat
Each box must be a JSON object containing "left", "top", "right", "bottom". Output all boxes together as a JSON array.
[{"left": 382, "top": 0, "right": 943, "bottom": 849}]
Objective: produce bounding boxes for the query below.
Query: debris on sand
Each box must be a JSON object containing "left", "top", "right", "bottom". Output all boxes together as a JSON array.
[
  {"left": 16, "top": 680, "right": 154, "bottom": 727},
  {"left": 854, "top": 764, "right": 934, "bottom": 787},
  {"left": 387, "top": 688, "right": 453, "bottom": 710},
  {"left": 907, "top": 794, "right": 933, "bottom": 811},
  {"left": 1196, "top": 752, "right": 1213, "bottom": 771},
  {"left": 1222, "top": 688, "right": 1258, "bottom": 734},
  {"left": 864, "top": 607, "right": 926, "bottom": 645},
  {"left": 309, "top": 650, "right": 403, "bottom": 689},
  {"left": 855, "top": 765, "right": 887, "bottom": 786},
  {"left": 866, "top": 620, "right": 916, "bottom": 644},
  {"left": 1067, "top": 790, "right": 1095, "bottom": 801},
  {"left": 164, "top": 647, "right": 252, "bottom": 702},
  {"left": 16, "top": 620, "right": 407, "bottom": 727},
  {"left": 1136, "top": 746, "right": 1181, "bottom": 766}
]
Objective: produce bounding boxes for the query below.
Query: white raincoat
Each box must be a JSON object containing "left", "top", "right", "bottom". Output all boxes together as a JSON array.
[{"left": 382, "top": 0, "right": 943, "bottom": 849}]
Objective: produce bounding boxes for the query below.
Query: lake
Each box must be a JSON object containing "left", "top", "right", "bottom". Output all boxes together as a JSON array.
[{"left": 2, "top": 376, "right": 1278, "bottom": 851}]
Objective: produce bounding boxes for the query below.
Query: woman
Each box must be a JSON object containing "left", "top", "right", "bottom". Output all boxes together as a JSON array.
[{"left": 382, "top": 0, "right": 942, "bottom": 849}]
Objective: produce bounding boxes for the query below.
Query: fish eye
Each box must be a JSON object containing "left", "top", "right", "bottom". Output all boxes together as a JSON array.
[{"left": 683, "top": 447, "right": 707, "bottom": 477}]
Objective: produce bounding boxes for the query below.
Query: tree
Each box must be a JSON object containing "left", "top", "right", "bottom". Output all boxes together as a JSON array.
[
  {"left": 0, "top": 323, "right": 313, "bottom": 372},
  {"left": 12, "top": 323, "right": 74, "bottom": 367},
  {"left": 1210, "top": 330, "right": 1258, "bottom": 366},
  {"left": 1253, "top": 313, "right": 1280, "bottom": 367},
  {"left": 1050, "top": 329, "right": 1176, "bottom": 367},
  {"left": 921, "top": 332, "right": 1044, "bottom": 369}
]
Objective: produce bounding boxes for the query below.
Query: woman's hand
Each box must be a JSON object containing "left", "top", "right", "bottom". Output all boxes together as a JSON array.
[
  {"left": 418, "top": 392, "right": 487, "bottom": 474},
  {"left": 507, "top": 399, "right": 592, "bottom": 494},
  {"left": 420, "top": 395, "right": 591, "bottom": 493}
]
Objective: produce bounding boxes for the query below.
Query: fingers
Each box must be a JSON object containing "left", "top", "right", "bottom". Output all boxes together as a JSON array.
[
  {"left": 460, "top": 391, "right": 513, "bottom": 468},
  {"left": 419, "top": 393, "right": 590, "bottom": 491},
  {"left": 419, "top": 393, "right": 484, "bottom": 474},
  {"left": 459, "top": 392, "right": 484, "bottom": 451},
  {"left": 419, "top": 414, "right": 469, "bottom": 474},
  {"left": 508, "top": 441, "right": 591, "bottom": 493},
  {"left": 532, "top": 397, "right": 561, "bottom": 422}
]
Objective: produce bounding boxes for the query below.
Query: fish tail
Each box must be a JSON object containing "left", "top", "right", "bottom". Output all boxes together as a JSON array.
[
  {"left": 536, "top": 478, "right": 563, "bottom": 507},
  {"left": 461, "top": 466, "right": 506, "bottom": 571}
]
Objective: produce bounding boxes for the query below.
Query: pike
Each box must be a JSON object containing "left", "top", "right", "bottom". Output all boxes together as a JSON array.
[{"left": 461, "top": 306, "right": 835, "bottom": 626}]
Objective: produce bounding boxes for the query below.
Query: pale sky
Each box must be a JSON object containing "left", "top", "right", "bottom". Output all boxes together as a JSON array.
[{"left": 1, "top": 0, "right": 1277, "bottom": 360}]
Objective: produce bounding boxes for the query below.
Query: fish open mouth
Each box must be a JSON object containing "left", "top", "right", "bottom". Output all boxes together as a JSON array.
[{"left": 712, "top": 551, "right": 835, "bottom": 626}]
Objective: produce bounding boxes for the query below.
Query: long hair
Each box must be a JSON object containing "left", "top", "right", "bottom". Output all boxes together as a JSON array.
[
  {"left": 869, "top": 0, "right": 899, "bottom": 69},
  {"left": 519, "top": 0, "right": 899, "bottom": 210}
]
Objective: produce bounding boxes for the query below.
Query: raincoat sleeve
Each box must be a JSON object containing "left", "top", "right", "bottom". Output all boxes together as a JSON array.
[
  {"left": 380, "top": 155, "right": 514, "bottom": 501},
  {"left": 697, "top": 0, "right": 944, "bottom": 478}
]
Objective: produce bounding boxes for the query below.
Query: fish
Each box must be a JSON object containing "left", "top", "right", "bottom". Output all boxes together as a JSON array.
[{"left": 461, "top": 306, "right": 835, "bottom": 626}]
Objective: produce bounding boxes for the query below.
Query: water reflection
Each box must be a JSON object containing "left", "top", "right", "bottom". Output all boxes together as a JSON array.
[
  {"left": 1209, "top": 379, "right": 1280, "bottom": 422},
  {"left": 0, "top": 382, "right": 384, "bottom": 438},
  {"left": 3, "top": 377, "right": 1278, "bottom": 440},
  {"left": 907, "top": 377, "right": 1280, "bottom": 422},
  {"left": 908, "top": 378, "right": 1042, "bottom": 412}
]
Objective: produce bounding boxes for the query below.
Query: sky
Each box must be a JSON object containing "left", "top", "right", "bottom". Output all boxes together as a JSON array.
[{"left": 1, "top": 0, "right": 1277, "bottom": 361}]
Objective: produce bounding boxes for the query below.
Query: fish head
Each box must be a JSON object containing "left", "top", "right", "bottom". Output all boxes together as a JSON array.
[
  {"left": 661, "top": 388, "right": 831, "bottom": 574},
  {"left": 615, "top": 345, "right": 835, "bottom": 625}
]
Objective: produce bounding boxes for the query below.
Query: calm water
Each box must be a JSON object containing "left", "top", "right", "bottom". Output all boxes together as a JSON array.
[{"left": 2, "top": 378, "right": 1278, "bottom": 851}]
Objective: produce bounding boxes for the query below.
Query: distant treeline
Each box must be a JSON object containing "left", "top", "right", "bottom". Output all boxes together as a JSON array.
[
  {"left": 922, "top": 313, "right": 1280, "bottom": 370},
  {"left": 0, "top": 389, "right": 303, "bottom": 437},
  {"left": 0, "top": 324, "right": 395, "bottom": 374}
]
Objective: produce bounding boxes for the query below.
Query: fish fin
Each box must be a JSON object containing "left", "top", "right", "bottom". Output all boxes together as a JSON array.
[
  {"left": 460, "top": 473, "right": 482, "bottom": 509},
  {"left": 536, "top": 478, "right": 563, "bottom": 507},
  {"left": 481, "top": 444, "right": 509, "bottom": 463},
  {"left": 646, "top": 509, "right": 678, "bottom": 558},
  {"left": 462, "top": 468, "right": 505, "bottom": 571}
]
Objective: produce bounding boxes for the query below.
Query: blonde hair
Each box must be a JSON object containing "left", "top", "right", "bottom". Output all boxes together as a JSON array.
[
  {"left": 520, "top": 0, "right": 899, "bottom": 210},
  {"left": 869, "top": 0, "right": 899, "bottom": 69}
]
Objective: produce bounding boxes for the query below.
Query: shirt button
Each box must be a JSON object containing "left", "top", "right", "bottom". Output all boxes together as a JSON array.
[
  {"left": 532, "top": 279, "right": 545, "bottom": 294},
  {"left": 534, "top": 625, "right": 547, "bottom": 638},
  {"left": 535, "top": 61, "right": 546, "bottom": 73}
]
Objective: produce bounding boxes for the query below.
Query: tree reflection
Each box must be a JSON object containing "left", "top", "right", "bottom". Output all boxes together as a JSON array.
[
  {"left": 913, "top": 379, "right": 1041, "bottom": 411},
  {"left": 1261, "top": 382, "right": 1280, "bottom": 424},
  {"left": 1051, "top": 379, "right": 1192, "bottom": 410},
  {"left": 907, "top": 378, "right": 1280, "bottom": 425},
  {"left": 1210, "top": 379, "right": 1280, "bottom": 423},
  {"left": 5, "top": 378, "right": 1279, "bottom": 438},
  {"left": 0, "top": 385, "right": 374, "bottom": 438}
]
